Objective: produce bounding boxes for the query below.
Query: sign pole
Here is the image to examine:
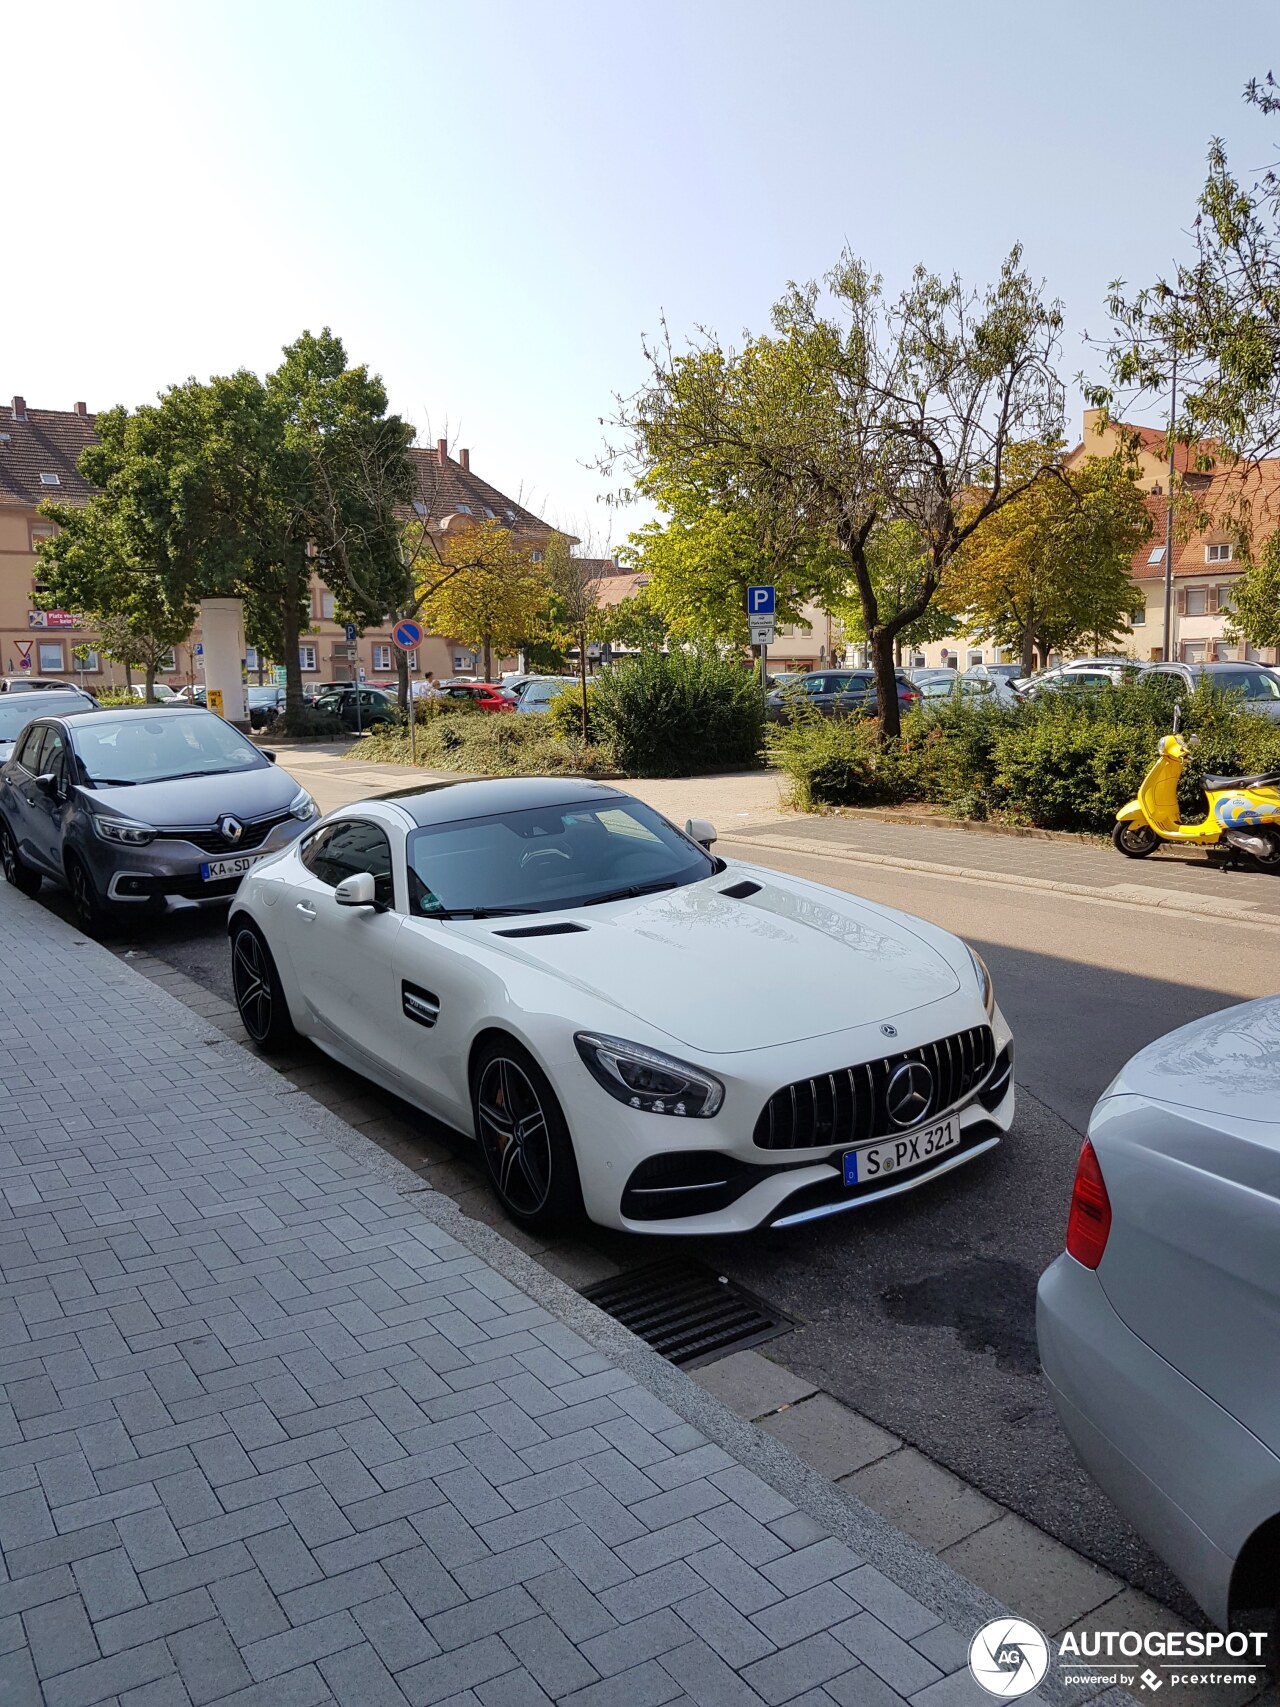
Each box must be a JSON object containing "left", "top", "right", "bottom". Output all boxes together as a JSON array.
[{"left": 409, "top": 682, "right": 417, "bottom": 766}]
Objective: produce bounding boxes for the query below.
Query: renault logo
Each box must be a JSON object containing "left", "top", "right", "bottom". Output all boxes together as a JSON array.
[
  {"left": 885, "top": 1060, "right": 934, "bottom": 1128},
  {"left": 217, "top": 815, "right": 244, "bottom": 844}
]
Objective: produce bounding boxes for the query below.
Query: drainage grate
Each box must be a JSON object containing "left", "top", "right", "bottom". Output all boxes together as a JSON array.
[{"left": 582, "top": 1260, "right": 796, "bottom": 1368}]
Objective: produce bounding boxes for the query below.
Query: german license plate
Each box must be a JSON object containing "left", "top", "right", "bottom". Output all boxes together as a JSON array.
[
  {"left": 200, "top": 853, "right": 266, "bottom": 882},
  {"left": 843, "top": 1116, "right": 959, "bottom": 1186}
]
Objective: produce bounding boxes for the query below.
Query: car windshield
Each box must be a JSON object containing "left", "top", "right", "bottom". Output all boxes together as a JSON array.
[
  {"left": 73, "top": 712, "right": 267, "bottom": 784},
  {"left": 0, "top": 697, "right": 89, "bottom": 737},
  {"left": 406, "top": 797, "right": 714, "bottom": 916},
  {"left": 1217, "top": 669, "right": 1280, "bottom": 700}
]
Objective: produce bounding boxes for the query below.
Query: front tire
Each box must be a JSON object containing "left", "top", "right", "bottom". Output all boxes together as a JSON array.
[
  {"left": 0, "top": 819, "right": 42, "bottom": 897},
  {"left": 471, "top": 1038, "right": 584, "bottom": 1232},
  {"left": 66, "top": 853, "right": 113, "bottom": 937},
  {"left": 1112, "top": 820, "right": 1160, "bottom": 858},
  {"left": 230, "top": 920, "right": 297, "bottom": 1053}
]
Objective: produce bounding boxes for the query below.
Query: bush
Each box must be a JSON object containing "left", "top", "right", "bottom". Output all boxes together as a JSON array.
[
  {"left": 264, "top": 705, "right": 351, "bottom": 740},
  {"left": 358, "top": 712, "right": 615, "bottom": 777},
  {"left": 584, "top": 650, "right": 765, "bottom": 776},
  {"left": 771, "top": 678, "right": 1280, "bottom": 833}
]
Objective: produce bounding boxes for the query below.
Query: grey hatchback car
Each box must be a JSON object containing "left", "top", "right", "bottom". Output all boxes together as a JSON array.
[{"left": 0, "top": 706, "right": 317, "bottom": 934}]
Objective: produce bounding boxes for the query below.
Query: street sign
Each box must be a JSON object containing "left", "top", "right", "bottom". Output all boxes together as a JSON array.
[
  {"left": 750, "top": 619, "right": 776, "bottom": 647},
  {"left": 747, "top": 586, "right": 776, "bottom": 617},
  {"left": 194, "top": 643, "right": 203, "bottom": 658},
  {"left": 393, "top": 619, "right": 423, "bottom": 650},
  {"left": 206, "top": 688, "right": 225, "bottom": 717},
  {"left": 344, "top": 623, "right": 357, "bottom": 643}
]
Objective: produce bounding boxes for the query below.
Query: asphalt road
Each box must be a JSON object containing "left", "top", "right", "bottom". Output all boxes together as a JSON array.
[{"left": 39, "top": 835, "right": 1280, "bottom": 1614}]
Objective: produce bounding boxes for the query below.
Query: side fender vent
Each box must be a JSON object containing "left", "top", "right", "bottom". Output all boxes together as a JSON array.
[
  {"left": 494, "top": 922, "right": 589, "bottom": 938},
  {"left": 720, "top": 880, "right": 762, "bottom": 900},
  {"left": 401, "top": 982, "right": 440, "bottom": 1028}
]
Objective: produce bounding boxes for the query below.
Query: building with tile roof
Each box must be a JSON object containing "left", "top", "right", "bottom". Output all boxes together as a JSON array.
[{"left": 0, "top": 402, "right": 564, "bottom": 689}]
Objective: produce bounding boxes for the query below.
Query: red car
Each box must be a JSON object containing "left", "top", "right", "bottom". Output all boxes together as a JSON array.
[{"left": 442, "top": 681, "right": 516, "bottom": 713}]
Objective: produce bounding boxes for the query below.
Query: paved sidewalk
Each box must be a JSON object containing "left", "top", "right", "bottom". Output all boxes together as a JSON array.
[{"left": 0, "top": 887, "right": 1094, "bottom": 1707}]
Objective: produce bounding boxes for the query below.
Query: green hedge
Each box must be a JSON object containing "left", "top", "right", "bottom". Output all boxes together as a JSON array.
[
  {"left": 358, "top": 712, "right": 615, "bottom": 777},
  {"left": 771, "top": 681, "right": 1280, "bottom": 832},
  {"left": 560, "top": 651, "right": 765, "bottom": 777}
]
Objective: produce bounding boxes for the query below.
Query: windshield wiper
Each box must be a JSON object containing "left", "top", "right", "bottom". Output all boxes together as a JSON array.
[
  {"left": 423, "top": 906, "right": 541, "bottom": 920},
  {"left": 88, "top": 777, "right": 137, "bottom": 787},
  {"left": 582, "top": 879, "right": 680, "bottom": 907}
]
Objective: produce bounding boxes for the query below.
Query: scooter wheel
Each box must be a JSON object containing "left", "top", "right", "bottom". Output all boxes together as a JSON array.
[{"left": 1112, "top": 822, "right": 1160, "bottom": 858}]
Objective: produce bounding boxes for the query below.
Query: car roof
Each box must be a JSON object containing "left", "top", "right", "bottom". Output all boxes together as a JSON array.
[
  {"left": 54, "top": 704, "right": 210, "bottom": 726},
  {"left": 382, "top": 776, "right": 630, "bottom": 828}
]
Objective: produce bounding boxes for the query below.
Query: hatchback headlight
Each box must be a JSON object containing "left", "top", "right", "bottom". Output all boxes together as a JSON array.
[
  {"left": 575, "top": 1032, "right": 724, "bottom": 1117},
  {"left": 93, "top": 815, "right": 156, "bottom": 846},
  {"left": 968, "top": 947, "right": 995, "bottom": 1017},
  {"left": 289, "top": 788, "right": 318, "bottom": 821}
]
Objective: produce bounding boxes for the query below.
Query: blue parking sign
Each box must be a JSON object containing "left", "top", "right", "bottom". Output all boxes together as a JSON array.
[{"left": 747, "top": 586, "right": 775, "bottom": 616}]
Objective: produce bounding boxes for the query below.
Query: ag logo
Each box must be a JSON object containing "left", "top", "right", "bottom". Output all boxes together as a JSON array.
[{"left": 968, "top": 1619, "right": 1050, "bottom": 1698}]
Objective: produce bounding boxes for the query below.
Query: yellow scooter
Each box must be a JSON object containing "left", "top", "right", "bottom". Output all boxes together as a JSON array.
[{"left": 1114, "top": 714, "right": 1280, "bottom": 868}]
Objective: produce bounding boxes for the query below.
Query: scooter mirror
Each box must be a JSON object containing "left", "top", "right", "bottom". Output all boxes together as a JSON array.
[{"left": 1172, "top": 701, "right": 1183, "bottom": 732}]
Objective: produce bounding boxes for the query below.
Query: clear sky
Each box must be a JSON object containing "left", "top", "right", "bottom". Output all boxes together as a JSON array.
[{"left": 6, "top": 0, "right": 1276, "bottom": 544}]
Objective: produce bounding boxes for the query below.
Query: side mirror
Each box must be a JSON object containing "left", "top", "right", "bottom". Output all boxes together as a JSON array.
[
  {"left": 262, "top": 750, "right": 277, "bottom": 763},
  {"left": 34, "top": 772, "right": 57, "bottom": 798},
  {"left": 686, "top": 817, "right": 718, "bottom": 849},
  {"left": 334, "top": 872, "right": 378, "bottom": 909}
]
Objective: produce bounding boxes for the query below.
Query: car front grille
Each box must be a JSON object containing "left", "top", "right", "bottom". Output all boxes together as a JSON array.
[
  {"left": 753, "top": 1024, "right": 996, "bottom": 1152},
  {"left": 155, "top": 811, "right": 292, "bottom": 855}
]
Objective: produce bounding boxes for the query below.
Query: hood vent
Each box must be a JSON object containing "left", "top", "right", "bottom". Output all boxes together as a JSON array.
[
  {"left": 494, "top": 921, "right": 589, "bottom": 939},
  {"left": 720, "top": 880, "right": 762, "bottom": 900}
]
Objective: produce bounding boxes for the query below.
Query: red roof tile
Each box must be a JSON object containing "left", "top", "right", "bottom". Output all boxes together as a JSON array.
[{"left": 0, "top": 403, "right": 98, "bottom": 510}]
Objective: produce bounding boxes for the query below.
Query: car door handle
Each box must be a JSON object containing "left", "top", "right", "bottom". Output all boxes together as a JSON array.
[{"left": 295, "top": 902, "right": 317, "bottom": 920}]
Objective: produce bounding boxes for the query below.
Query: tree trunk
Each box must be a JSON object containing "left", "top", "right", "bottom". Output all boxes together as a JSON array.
[
  {"left": 282, "top": 567, "right": 305, "bottom": 722},
  {"left": 482, "top": 635, "right": 492, "bottom": 682},
  {"left": 872, "top": 629, "right": 902, "bottom": 739},
  {"left": 578, "top": 628, "right": 589, "bottom": 741},
  {"left": 123, "top": 662, "right": 134, "bottom": 693},
  {"left": 1020, "top": 622, "right": 1036, "bottom": 678},
  {"left": 144, "top": 665, "right": 157, "bottom": 704}
]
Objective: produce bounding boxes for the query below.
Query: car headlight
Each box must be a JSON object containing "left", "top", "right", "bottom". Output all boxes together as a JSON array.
[
  {"left": 289, "top": 788, "right": 318, "bottom": 821},
  {"left": 93, "top": 815, "right": 156, "bottom": 846},
  {"left": 968, "top": 947, "right": 994, "bottom": 1017},
  {"left": 574, "top": 1032, "right": 724, "bottom": 1117}
]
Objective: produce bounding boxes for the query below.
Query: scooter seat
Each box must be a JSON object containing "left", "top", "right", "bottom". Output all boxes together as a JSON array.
[{"left": 1205, "top": 770, "right": 1280, "bottom": 791}]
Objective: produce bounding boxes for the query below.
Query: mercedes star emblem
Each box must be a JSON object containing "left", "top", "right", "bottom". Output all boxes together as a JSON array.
[
  {"left": 880, "top": 1023, "right": 898, "bottom": 1038},
  {"left": 885, "top": 1060, "right": 935, "bottom": 1128}
]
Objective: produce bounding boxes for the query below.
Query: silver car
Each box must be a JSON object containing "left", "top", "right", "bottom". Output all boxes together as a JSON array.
[
  {"left": 0, "top": 705, "right": 317, "bottom": 935},
  {"left": 1136, "top": 661, "right": 1280, "bottom": 721},
  {"left": 1037, "top": 997, "right": 1280, "bottom": 1629},
  {"left": 0, "top": 691, "right": 99, "bottom": 765}
]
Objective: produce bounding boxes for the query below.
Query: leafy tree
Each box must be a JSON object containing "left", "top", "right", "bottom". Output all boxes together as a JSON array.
[
  {"left": 93, "top": 612, "right": 191, "bottom": 701},
  {"left": 418, "top": 520, "right": 548, "bottom": 680},
  {"left": 1229, "top": 530, "right": 1280, "bottom": 649},
  {"left": 601, "top": 585, "right": 668, "bottom": 652},
  {"left": 945, "top": 445, "right": 1151, "bottom": 673},
  {"left": 607, "top": 249, "right": 1065, "bottom": 736},
  {"left": 541, "top": 533, "right": 607, "bottom": 738},
  {"left": 830, "top": 521, "right": 959, "bottom": 663}
]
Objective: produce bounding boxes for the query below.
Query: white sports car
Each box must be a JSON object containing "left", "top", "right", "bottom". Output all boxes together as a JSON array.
[{"left": 227, "top": 778, "right": 1014, "bottom": 1234}]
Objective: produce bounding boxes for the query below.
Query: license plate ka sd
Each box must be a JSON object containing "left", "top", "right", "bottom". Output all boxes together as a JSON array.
[
  {"left": 200, "top": 853, "right": 266, "bottom": 882},
  {"left": 843, "top": 1116, "right": 959, "bottom": 1186}
]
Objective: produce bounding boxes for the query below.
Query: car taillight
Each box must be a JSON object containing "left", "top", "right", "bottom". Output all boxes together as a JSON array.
[{"left": 1065, "top": 1138, "right": 1111, "bottom": 1269}]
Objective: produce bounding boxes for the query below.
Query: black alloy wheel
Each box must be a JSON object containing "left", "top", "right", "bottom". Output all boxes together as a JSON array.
[
  {"left": 0, "top": 820, "right": 41, "bottom": 896},
  {"left": 230, "top": 921, "right": 296, "bottom": 1053},
  {"left": 66, "top": 854, "right": 110, "bottom": 937},
  {"left": 1111, "top": 821, "right": 1160, "bottom": 858},
  {"left": 472, "top": 1040, "right": 583, "bottom": 1231}
]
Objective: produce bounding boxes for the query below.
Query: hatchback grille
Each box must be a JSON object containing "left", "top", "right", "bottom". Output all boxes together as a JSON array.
[
  {"left": 156, "top": 811, "right": 292, "bottom": 855},
  {"left": 754, "top": 1025, "right": 995, "bottom": 1152}
]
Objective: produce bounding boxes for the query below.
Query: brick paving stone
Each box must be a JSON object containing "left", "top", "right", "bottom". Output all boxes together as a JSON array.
[{"left": 0, "top": 897, "right": 990, "bottom": 1707}]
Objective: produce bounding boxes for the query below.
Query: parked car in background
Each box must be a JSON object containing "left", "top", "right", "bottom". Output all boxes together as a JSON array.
[
  {"left": 313, "top": 686, "right": 399, "bottom": 731},
  {"left": 130, "top": 683, "right": 180, "bottom": 702},
  {"left": 958, "top": 669, "right": 1023, "bottom": 707},
  {"left": 0, "top": 706, "right": 317, "bottom": 935},
  {"left": 246, "top": 685, "right": 287, "bottom": 729},
  {"left": 1135, "top": 661, "right": 1280, "bottom": 721},
  {"left": 1019, "top": 666, "right": 1120, "bottom": 699},
  {"left": 228, "top": 776, "right": 1011, "bottom": 1235},
  {"left": 766, "top": 671, "right": 807, "bottom": 690},
  {"left": 175, "top": 685, "right": 208, "bottom": 704},
  {"left": 766, "top": 669, "right": 919, "bottom": 723},
  {"left": 919, "top": 673, "right": 1020, "bottom": 709},
  {"left": 908, "top": 668, "right": 960, "bottom": 690},
  {"left": 1038, "top": 996, "right": 1280, "bottom": 1630},
  {"left": 963, "top": 663, "right": 1025, "bottom": 687},
  {"left": 0, "top": 692, "right": 99, "bottom": 765},
  {"left": 439, "top": 682, "right": 517, "bottom": 713},
  {"left": 1, "top": 677, "right": 96, "bottom": 697},
  {"left": 516, "top": 678, "right": 577, "bottom": 714}
]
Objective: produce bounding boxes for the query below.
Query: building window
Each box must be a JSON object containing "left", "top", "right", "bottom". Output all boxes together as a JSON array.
[
  {"left": 1130, "top": 605, "right": 1145, "bottom": 626},
  {"left": 531, "top": 550, "right": 543, "bottom": 564},
  {"left": 299, "top": 645, "right": 318, "bottom": 672},
  {"left": 244, "top": 646, "right": 258, "bottom": 670},
  {"left": 320, "top": 591, "right": 336, "bottom": 621},
  {"left": 38, "top": 473, "right": 60, "bottom": 487},
  {"left": 968, "top": 650, "right": 983, "bottom": 666},
  {"left": 1148, "top": 546, "right": 1166, "bottom": 565},
  {"left": 372, "top": 644, "right": 392, "bottom": 672},
  {"left": 1185, "top": 588, "right": 1208, "bottom": 616},
  {"left": 1206, "top": 543, "right": 1234, "bottom": 563},
  {"left": 1181, "top": 640, "right": 1207, "bottom": 664},
  {"left": 73, "top": 649, "right": 100, "bottom": 673},
  {"left": 37, "top": 642, "right": 64, "bottom": 672},
  {"left": 29, "top": 522, "right": 55, "bottom": 552},
  {"left": 1217, "top": 584, "right": 1234, "bottom": 611},
  {"left": 454, "top": 650, "right": 477, "bottom": 673}
]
